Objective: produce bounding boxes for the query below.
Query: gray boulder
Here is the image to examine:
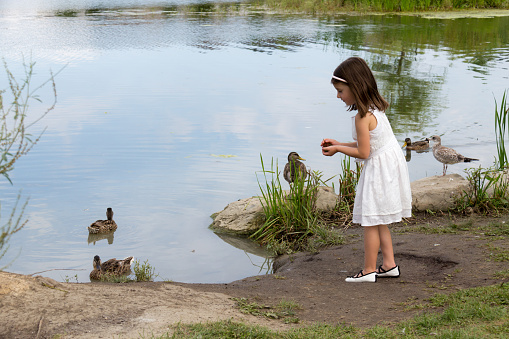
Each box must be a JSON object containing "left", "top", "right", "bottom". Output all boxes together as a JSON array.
[{"left": 410, "top": 174, "right": 469, "bottom": 212}]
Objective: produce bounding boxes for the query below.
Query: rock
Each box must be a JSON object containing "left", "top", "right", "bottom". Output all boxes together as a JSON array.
[
  {"left": 315, "top": 186, "right": 339, "bottom": 211},
  {"left": 411, "top": 174, "right": 469, "bottom": 212},
  {"left": 209, "top": 196, "right": 266, "bottom": 235},
  {"left": 210, "top": 186, "right": 339, "bottom": 235}
]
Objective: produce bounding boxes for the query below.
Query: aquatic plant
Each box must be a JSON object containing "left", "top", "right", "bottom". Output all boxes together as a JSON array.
[
  {"left": 338, "top": 155, "right": 362, "bottom": 212},
  {"left": 251, "top": 0, "right": 509, "bottom": 13},
  {"left": 0, "top": 59, "right": 59, "bottom": 270},
  {"left": 253, "top": 154, "right": 344, "bottom": 254},
  {"left": 455, "top": 166, "right": 509, "bottom": 215},
  {"left": 253, "top": 155, "right": 320, "bottom": 253},
  {"left": 133, "top": 259, "right": 158, "bottom": 282},
  {"left": 0, "top": 59, "right": 59, "bottom": 183},
  {"left": 494, "top": 90, "right": 509, "bottom": 170},
  {"left": 0, "top": 195, "right": 28, "bottom": 270}
]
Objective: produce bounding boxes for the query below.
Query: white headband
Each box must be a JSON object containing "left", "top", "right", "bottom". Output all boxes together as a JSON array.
[{"left": 332, "top": 75, "right": 347, "bottom": 83}]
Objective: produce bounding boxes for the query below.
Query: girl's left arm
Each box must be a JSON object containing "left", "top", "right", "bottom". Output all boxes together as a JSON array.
[
  {"left": 353, "top": 114, "right": 371, "bottom": 159},
  {"left": 321, "top": 115, "right": 371, "bottom": 159}
]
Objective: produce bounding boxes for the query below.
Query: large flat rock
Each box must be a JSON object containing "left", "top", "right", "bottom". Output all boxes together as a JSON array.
[{"left": 410, "top": 174, "right": 469, "bottom": 212}]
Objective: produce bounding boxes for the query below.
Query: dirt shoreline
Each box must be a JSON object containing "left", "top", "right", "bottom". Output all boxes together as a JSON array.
[{"left": 1, "top": 213, "right": 508, "bottom": 338}]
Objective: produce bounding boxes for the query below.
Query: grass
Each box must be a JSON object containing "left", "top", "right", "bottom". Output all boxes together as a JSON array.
[{"left": 145, "top": 283, "right": 509, "bottom": 338}]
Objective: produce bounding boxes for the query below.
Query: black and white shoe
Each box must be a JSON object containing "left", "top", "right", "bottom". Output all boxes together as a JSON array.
[
  {"left": 376, "top": 265, "right": 400, "bottom": 278},
  {"left": 345, "top": 270, "right": 377, "bottom": 283}
]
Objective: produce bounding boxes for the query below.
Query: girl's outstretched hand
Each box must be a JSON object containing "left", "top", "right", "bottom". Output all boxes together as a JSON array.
[
  {"left": 321, "top": 138, "right": 339, "bottom": 156},
  {"left": 321, "top": 138, "right": 338, "bottom": 147}
]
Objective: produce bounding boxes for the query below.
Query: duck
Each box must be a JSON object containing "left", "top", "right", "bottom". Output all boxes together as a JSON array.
[
  {"left": 89, "top": 255, "right": 133, "bottom": 280},
  {"left": 88, "top": 208, "right": 117, "bottom": 234},
  {"left": 429, "top": 135, "right": 479, "bottom": 176},
  {"left": 402, "top": 137, "right": 430, "bottom": 151},
  {"left": 283, "top": 152, "right": 307, "bottom": 184}
]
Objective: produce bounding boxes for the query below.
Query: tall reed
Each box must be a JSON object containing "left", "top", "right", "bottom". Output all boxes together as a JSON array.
[
  {"left": 494, "top": 90, "right": 509, "bottom": 171},
  {"left": 338, "top": 156, "right": 362, "bottom": 210}
]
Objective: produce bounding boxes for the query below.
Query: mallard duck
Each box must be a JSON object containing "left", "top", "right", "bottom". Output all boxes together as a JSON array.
[
  {"left": 283, "top": 152, "right": 307, "bottom": 184},
  {"left": 88, "top": 208, "right": 117, "bottom": 234},
  {"left": 429, "top": 135, "right": 478, "bottom": 176},
  {"left": 89, "top": 255, "right": 133, "bottom": 280},
  {"left": 402, "top": 137, "right": 429, "bottom": 151}
]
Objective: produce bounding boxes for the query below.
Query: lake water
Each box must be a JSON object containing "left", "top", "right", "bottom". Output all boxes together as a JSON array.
[{"left": 0, "top": 1, "right": 508, "bottom": 283}]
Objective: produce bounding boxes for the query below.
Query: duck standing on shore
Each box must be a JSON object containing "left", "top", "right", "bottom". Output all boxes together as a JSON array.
[{"left": 429, "top": 135, "right": 478, "bottom": 176}]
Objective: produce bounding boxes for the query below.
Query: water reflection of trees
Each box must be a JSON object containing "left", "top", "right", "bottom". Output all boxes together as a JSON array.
[
  {"left": 50, "top": 6, "right": 508, "bottom": 133},
  {"left": 317, "top": 15, "right": 508, "bottom": 135},
  {"left": 370, "top": 52, "right": 446, "bottom": 135}
]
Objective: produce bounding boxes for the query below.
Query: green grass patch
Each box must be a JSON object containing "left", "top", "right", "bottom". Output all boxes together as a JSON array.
[{"left": 232, "top": 297, "right": 302, "bottom": 323}]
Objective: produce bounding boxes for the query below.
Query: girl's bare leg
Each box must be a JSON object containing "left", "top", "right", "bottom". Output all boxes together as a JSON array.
[
  {"left": 363, "top": 225, "right": 380, "bottom": 273},
  {"left": 378, "top": 224, "right": 396, "bottom": 270}
]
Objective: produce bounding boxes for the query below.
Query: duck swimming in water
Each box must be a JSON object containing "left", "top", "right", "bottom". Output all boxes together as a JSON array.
[
  {"left": 402, "top": 137, "right": 430, "bottom": 151},
  {"left": 88, "top": 208, "right": 117, "bottom": 234},
  {"left": 283, "top": 152, "right": 307, "bottom": 185}
]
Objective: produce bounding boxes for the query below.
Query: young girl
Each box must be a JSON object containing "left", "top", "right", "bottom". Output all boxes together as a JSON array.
[{"left": 321, "top": 57, "right": 412, "bottom": 283}]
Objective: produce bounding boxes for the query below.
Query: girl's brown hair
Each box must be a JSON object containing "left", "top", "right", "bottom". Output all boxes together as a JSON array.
[{"left": 331, "top": 57, "right": 389, "bottom": 118}]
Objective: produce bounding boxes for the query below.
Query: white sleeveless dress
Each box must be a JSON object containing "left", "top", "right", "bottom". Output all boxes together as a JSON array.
[{"left": 351, "top": 110, "right": 412, "bottom": 226}]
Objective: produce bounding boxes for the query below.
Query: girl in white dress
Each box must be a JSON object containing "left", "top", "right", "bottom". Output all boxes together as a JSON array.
[{"left": 321, "top": 57, "right": 412, "bottom": 283}]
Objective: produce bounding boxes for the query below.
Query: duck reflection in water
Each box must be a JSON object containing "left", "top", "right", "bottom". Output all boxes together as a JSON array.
[{"left": 88, "top": 232, "right": 114, "bottom": 245}]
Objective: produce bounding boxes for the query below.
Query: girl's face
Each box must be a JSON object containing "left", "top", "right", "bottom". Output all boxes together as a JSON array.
[{"left": 334, "top": 83, "right": 355, "bottom": 106}]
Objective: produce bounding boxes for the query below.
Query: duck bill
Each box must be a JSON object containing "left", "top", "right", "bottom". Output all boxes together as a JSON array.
[
  {"left": 298, "top": 157, "right": 306, "bottom": 161},
  {"left": 401, "top": 142, "right": 407, "bottom": 149}
]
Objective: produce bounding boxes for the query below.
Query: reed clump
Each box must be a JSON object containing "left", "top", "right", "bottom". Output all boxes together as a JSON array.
[
  {"left": 253, "top": 154, "right": 360, "bottom": 255},
  {"left": 455, "top": 90, "right": 509, "bottom": 215},
  {"left": 251, "top": 0, "right": 509, "bottom": 13}
]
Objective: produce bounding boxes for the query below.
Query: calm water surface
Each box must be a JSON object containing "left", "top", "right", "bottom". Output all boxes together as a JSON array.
[{"left": 1, "top": 0, "right": 508, "bottom": 283}]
